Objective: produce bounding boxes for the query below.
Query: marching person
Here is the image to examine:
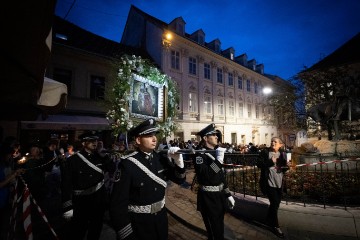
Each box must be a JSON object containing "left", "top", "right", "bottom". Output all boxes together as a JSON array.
[
  {"left": 194, "top": 123, "right": 235, "bottom": 240},
  {"left": 109, "top": 118, "right": 186, "bottom": 240},
  {"left": 256, "top": 137, "right": 289, "bottom": 238},
  {"left": 61, "top": 131, "right": 111, "bottom": 240}
]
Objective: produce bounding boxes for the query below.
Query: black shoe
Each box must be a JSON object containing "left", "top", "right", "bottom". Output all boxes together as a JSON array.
[{"left": 273, "top": 227, "right": 284, "bottom": 238}]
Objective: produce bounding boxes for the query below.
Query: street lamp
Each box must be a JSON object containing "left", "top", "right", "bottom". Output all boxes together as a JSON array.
[
  {"left": 162, "top": 32, "right": 172, "bottom": 48},
  {"left": 263, "top": 87, "right": 272, "bottom": 95}
]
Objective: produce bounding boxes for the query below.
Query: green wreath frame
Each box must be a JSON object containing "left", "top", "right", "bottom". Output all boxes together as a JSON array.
[{"left": 106, "top": 54, "right": 180, "bottom": 139}]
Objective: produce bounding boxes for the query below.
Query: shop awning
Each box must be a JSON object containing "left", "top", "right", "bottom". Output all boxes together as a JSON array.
[{"left": 21, "top": 115, "right": 110, "bottom": 130}]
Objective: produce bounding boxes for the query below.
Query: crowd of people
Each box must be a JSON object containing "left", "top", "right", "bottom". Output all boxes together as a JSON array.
[{"left": 0, "top": 120, "right": 289, "bottom": 239}]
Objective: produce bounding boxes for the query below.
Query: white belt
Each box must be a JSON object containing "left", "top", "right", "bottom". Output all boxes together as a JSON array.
[
  {"left": 128, "top": 198, "right": 165, "bottom": 214},
  {"left": 200, "top": 183, "right": 224, "bottom": 192},
  {"left": 73, "top": 180, "right": 104, "bottom": 196}
]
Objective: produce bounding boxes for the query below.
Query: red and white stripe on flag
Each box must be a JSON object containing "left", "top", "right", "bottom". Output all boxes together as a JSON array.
[{"left": 23, "top": 187, "right": 33, "bottom": 240}]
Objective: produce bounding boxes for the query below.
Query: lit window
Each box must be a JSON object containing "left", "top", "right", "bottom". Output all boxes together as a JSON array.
[
  {"left": 218, "top": 98, "right": 224, "bottom": 115},
  {"left": 189, "top": 92, "right": 198, "bottom": 112},
  {"left": 247, "top": 103, "right": 252, "bottom": 118},
  {"left": 229, "top": 101, "right": 235, "bottom": 116},
  {"left": 204, "top": 95, "right": 212, "bottom": 114},
  {"left": 255, "top": 105, "right": 260, "bottom": 119},
  {"left": 238, "top": 102, "right": 244, "bottom": 118}
]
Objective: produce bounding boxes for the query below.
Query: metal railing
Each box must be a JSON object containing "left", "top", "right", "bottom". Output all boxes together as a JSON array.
[{"left": 222, "top": 153, "right": 360, "bottom": 210}]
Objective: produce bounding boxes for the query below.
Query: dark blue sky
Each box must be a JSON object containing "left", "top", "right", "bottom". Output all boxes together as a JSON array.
[{"left": 55, "top": 0, "right": 360, "bottom": 80}]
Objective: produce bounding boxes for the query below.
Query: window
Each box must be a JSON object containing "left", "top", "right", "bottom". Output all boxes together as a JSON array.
[
  {"left": 217, "top": 98, "right": 224, "bottom": 115},
  {"left": 246, "top": 79, "right": 251, "bottom": 92},
  {"left": 238, "top": 76, "right": 243, "bottom": 90},
  {"left": 255, "top": 105, "right": 260, "bottom": 119},
  {"left": 53, "top": 68, "right": 72, "bottom": 95},
  {"left": 199, "top": 35, "right": 204, "bottom": 45},
  {"left": 204, "top": 95, "right": 212, "bottom": 114},
  {"left": 177, "top": 23, "right": 184, "bottom": 35},
  {"left": 247, "top": 103, "right": 252, "bottom": 118},
  {"left": 189, "top": 92, "right": 198, "bottom": 112},
  {"left": 254, "top": 82, "right": 258, "bottom": 94},
  {"left": 204, "top": 63, "right": 211, "bottom": 79},
  {"left": 238, "top": 102, "right": 244, "bottom": 118},
  {"left": 217, "top": 68, "right": 223, "bottom": 84},
  {"left": 189, "top": 57, "right": 197, "bottom": 75},
  {"left": 171, "top": 50, "right": 180, "bottom": 70},
  {"left": 228, "top": 72, "right": 233, "bottom": 86},
  {"left": 90, "top": 75, "right": 105, "bottom": 100},
  {"left": 229, "top": 100, "right": 235, "bottom": 116}
]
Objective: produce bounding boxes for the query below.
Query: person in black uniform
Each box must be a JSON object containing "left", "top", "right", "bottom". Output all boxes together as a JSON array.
[
  {"left": 109, "top": 118, "right": 186, "bottom": 240},
  {"left": 61, "top": 131, "right": 111, "bottom": 240},
  {"left": 194, "top": 123, "right": 235, "bottom": 240}
]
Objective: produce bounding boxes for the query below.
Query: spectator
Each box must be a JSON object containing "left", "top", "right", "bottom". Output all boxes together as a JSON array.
[
  {"left": 256, "top": 137, "right": 289, "bottom": 238},
  {"left": 22, "top": 145, "right": 47, "bottom": 203},
  {"left": 157, "top": 138, "right": 169, "bottom": 151},
  {"left": 0, "top": 146, "right": 25, "bottom": 239},
  {"left": 65, "top": 145, "right": 75, "bottom": 158}
]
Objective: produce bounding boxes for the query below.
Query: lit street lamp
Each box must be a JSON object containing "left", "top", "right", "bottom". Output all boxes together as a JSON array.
[{"left": 263, "top": 87, "right": 272, "bottom": 95}]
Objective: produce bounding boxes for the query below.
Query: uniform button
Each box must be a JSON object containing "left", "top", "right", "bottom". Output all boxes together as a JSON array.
[
  {"left": 90, "top": 174, "right": 92, "bottom": 177},
  {"left": 154, "top": 187, "right": 157, "bottom": 191},
  {"left": 145, "top": 156, "right": 149, "bottom": 159},
  {"left": 140, "top": 182, "right": 144, "bottom": 186}
]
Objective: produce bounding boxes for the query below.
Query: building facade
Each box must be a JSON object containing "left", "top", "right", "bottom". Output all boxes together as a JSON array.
[{"left": 121, "top": 5, "right": 282, "bottom": 145}]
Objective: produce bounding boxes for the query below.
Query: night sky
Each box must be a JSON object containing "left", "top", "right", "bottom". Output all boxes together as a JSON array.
[{"left": 55, "top": 0, "right": 360, "bottom": 80}]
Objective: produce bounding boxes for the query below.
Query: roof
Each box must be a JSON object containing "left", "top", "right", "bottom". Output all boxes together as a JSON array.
[
  {"left": 306, "top": 32, "right": 360, "bottom": 71},
  {"left": 128, "top": 5, "right": 267, "bottom": 76},
  {"left": 53, "top": 15, "right": 150, "bottom": 60}
]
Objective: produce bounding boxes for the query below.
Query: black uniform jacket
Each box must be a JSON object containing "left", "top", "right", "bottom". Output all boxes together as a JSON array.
[
  {"left": 193, "top": 146, "right": 231, "bottom": 212},
  {"left": 61, "top": 149, "right": 110, "bottom": 212},
  {"left": 109, "top": 150, "right": 186, "bottom": 239},
  {"left": 256, "top": 148, "right": 288, "bottom": 195}
]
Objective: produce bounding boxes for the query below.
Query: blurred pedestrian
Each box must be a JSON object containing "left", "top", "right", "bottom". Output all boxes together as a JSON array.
[
  {"left": 193, "top": 123, "right": 235, "bottom": 240},
  {"left": 0, "top": 146, "right": 25, "bottom": 239},
  {"left": 22, "top": 145, "right": 47, "bottom": 203},
  {"left": 109, "top": 118, "right": 186, "bottom": 240},
  {"left": 256, "top": 137, "right": 289, "bottom": 238}
]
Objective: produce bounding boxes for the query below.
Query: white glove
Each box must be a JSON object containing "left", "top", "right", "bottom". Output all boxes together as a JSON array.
[
  {"left": 63, "top": 209, "right": 73, "bottom": 220},
  {"left": 227, "top": 196, "right": 235, "bottom": 209},
  {"left": 167, "top": 147, "right": 184, "bottom": 168},
  {"left": 216, "top": 147, "right": 226, "bottom": 164}
]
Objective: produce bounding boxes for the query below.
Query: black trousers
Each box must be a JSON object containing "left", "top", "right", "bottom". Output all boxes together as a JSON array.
[
  {"left": 266, "top": 187, "right": 282, "bottom": 228},
  {"left": 130, "top": 207, "right": 168, "bottom": 240},
  {"left": 70, "top": 188, "right": 106, "bottom": 240},
  {"left": 200, "top": 209, "right": 224, "bottom": 240}
]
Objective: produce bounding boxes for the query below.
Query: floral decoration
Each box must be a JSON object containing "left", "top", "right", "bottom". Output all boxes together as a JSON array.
[{"left": 106, "top": 54, "right": 179, "bottom": 138}]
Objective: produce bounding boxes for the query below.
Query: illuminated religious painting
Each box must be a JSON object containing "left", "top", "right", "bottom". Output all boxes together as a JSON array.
[{"left": 130, "top": 74, "right": 164, "bottom": 120}]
